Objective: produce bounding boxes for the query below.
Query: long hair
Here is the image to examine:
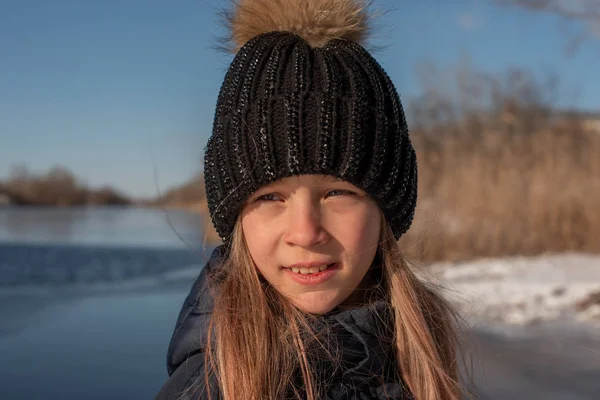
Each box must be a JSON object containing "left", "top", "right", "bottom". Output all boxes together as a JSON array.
[{"left": 204, "top": 215, "right": 463, "bottom": 400}]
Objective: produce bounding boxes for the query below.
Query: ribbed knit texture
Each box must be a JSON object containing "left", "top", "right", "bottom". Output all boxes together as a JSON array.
[{"left": 204, "top": 32, "right": 417, "bottom": 242}]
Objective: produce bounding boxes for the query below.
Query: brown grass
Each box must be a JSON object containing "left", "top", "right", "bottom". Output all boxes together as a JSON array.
[
  {"left": 401, "top": 120, "right": 600, "bottom": 262},
  {"left": 399, "top": 66, "right": 600, "bottom": 262}
]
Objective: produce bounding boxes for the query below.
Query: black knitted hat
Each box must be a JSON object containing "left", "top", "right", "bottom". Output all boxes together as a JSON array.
[{"left": 204, "top": 0, "right": 417, "bottom": 243}]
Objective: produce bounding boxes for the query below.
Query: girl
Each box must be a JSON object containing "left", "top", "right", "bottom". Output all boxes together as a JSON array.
[{"left": 156, "top": 0, "right": 464, "bottom": 399}]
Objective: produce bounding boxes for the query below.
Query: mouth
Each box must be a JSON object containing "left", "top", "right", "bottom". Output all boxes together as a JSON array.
[
  {"left": 282, "top": 263, "right": 340, "bottom": 286},
  {"left": 283, "top": 263, "right": 338, "bottom": 275}
]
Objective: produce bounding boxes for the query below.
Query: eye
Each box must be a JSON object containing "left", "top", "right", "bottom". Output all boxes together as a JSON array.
[
  {"left": 254, "top": 193, "right": 281, "bottom": 202},
  {"left": 325, "top": 189, "right": 356, "bottom": 198}
]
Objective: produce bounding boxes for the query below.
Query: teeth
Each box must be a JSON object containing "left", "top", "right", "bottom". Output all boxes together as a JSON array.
[{"left": 289, "top": 264, "right": 331, "bottom": 274}]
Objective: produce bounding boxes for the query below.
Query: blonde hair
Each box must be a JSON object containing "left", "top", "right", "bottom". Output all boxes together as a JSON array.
[{"left": 203, "top": 216, "right": 464, "bottom": 400}]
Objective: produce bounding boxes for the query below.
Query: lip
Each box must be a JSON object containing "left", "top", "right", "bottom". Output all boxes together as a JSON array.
[
  {"left": 283, "top": 263, "right": 340, "bottom": 286},
  {"left": 286, "top": 261, "right": 336, "bottom": 269}
]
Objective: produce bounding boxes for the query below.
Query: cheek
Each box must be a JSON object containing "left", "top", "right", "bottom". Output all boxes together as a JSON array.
[
  {"left": 333, "top": 207, "right": 381, "bottom": 255},
  {"left": 241, "top": 213, "right": 277, "bottom": 270}
]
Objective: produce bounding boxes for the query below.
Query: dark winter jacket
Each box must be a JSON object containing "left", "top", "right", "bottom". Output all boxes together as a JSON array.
[{"left": 154, "top": 246, "right": 413, "bottom": 400}]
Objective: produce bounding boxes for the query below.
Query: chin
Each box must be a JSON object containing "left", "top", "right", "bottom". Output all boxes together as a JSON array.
[{"left": 290, "top": 291, "right": 347, "bottom": 315}]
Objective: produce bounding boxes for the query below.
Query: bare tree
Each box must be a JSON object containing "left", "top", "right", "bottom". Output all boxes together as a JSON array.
[
  {"left": 8, "top": 164, "right": 30, "bottom": 183},
  {"left": 495, "top": 0, "right": 600, "bottom": 55}
]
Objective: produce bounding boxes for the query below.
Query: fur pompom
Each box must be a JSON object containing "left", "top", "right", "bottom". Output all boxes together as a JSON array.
[{"left": 223, "top": 0, "right": 373, "bottom": 52}]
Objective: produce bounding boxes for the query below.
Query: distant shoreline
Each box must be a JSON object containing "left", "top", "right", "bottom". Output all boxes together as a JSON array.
[{"left": 0, "top": 201, "right": 222, "bottom": 244}]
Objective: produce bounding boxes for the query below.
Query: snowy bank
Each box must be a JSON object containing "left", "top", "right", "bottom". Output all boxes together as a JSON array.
[{"left": 424, "top": 253, "right": 600, "bottom": 327}]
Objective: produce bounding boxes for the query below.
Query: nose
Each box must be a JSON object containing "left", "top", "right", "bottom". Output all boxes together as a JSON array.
[{"left": 283, "top": 197, "right": 329, "bottom": 248}]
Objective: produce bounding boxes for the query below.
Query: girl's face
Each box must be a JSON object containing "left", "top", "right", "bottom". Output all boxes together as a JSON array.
[{"left": 241, "top": 174, "right": 381, "bottom": 314}]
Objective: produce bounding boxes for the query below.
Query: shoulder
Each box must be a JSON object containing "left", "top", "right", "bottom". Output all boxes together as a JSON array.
[
  {"left": 154, "top": 353, "right": 220, "bottom": 400},
  {"left": 166, "top": 245, "right": 226, "bottom": 375}
]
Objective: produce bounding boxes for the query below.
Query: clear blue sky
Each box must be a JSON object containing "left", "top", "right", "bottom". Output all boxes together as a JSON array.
[{"left": 1, "top": 0, "right": 598, "bottom": 199}]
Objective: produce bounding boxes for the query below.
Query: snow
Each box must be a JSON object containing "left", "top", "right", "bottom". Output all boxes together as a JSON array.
[{"left": 423, "top": 253, "right": 600, "bottom": 328}]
